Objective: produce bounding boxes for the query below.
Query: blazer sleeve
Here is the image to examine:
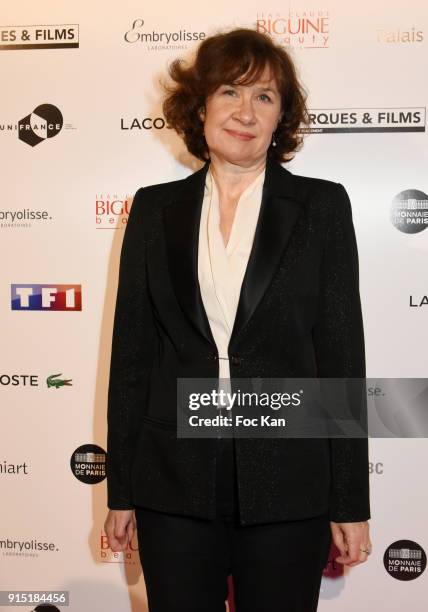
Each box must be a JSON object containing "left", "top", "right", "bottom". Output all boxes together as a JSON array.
[
  {"left": 312, "top": 182, "right": 371, "bottom": 523},
  {"left": 106, "top": 187, "right": 157, "bottom": 510}
]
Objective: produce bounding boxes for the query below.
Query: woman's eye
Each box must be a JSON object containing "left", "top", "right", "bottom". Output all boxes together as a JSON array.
[
  {"left": 223, "top": 89, "right": 236, "bottom": 96},
  {"left": 259, "top": 94, "right": 272, "bottom": 102}
]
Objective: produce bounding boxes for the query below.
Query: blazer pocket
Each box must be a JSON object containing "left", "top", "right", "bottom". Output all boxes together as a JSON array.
[{"left": 141, "top": 414, "right": 177, "bottom": 430}]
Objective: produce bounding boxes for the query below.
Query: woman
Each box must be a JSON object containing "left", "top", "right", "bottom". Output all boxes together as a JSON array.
[{"left": 104, "top": 28, "right": 372, "bottom": 612}]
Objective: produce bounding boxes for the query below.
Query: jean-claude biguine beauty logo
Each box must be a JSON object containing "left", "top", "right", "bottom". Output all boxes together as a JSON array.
[
  {"left": 256, "top": 9, "right": 330, "bottom": 48},
  {"left": 100, "top": 529, "right": 139, "bottom": 564},
  {"left": 96, "top": 193, "right": 132, "bottom": 228},
  {"left": 0, "top": 24, "right": 79, "bottom": 50},
  {"left": 390, "top": 189, "right": 428, "bottom": 233},
  {"left": 124, "top": 18, "right": 205, "bottom": 50},
  {"left": 11, "top": 284, "right": 82, "bottom": 311}
]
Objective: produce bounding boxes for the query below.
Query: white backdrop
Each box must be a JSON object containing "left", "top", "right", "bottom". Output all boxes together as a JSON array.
[{"left": 1, "top": 1, "right": 427, "bottom": 610}]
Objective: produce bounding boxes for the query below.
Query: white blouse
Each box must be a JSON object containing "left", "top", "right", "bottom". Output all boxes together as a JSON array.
[{"left": 198, "top": 165, "right": 266, "bottom": 383}]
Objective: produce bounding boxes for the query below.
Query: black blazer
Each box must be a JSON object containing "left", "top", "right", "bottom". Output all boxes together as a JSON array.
[{"left": 106, "top": 156, "right": 371, "bottom": 525}]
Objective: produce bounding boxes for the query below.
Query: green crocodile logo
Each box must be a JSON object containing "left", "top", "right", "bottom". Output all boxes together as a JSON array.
[{"left": 46, "top": 373, "right": 73, "bottom": 388}]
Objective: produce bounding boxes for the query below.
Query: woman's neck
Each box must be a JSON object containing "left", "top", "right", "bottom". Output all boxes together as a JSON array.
[{"left": 208, "top": 154, "right": 266, "bottom": 202}]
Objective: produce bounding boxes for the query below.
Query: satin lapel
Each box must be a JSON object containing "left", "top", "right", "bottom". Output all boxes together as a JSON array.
[
  {"left": 229, "top": 157, "right": 304, "bottom": 346},
  {"left": 162, "top": 160, "right": 216, "bottom": 347}
]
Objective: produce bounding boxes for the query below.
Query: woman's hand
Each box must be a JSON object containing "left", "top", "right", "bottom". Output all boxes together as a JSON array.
[
  {"left": 330, "top": 521, "right": 372, "bottom": 567},
  {"left": 104, "top": 509, "right": 136, "bottom": 552}
]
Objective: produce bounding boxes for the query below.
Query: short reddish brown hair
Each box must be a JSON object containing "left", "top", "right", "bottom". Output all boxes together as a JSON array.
[{"left": 161, "top": 27, "right": 310, "bottom": 163}]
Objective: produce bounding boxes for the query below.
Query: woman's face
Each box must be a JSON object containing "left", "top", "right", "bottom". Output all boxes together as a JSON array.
[{"left": 201, "top": 64, "right": 283, "bottom": 167}]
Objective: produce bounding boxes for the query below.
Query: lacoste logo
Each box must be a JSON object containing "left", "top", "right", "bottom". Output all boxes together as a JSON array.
[{"left": 46, "top": 373, "right": 73, "bottom": 388}]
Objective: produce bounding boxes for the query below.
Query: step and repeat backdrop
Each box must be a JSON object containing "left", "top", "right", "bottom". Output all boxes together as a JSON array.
[{"left": 1, "top": 0, "right": 427, "bottom": 611}]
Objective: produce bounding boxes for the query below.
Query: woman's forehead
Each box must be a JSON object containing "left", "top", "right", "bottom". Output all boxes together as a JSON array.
[{"left": 233, "top": 64, "right": 278, "bottom": 87}]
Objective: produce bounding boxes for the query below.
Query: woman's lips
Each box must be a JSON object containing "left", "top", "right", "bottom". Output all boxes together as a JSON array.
[{"left": 225, "top": 129, "right": 256, "bottom": 141}]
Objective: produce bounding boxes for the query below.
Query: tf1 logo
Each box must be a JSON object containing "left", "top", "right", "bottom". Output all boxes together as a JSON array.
[{"left": 11, "top": 284, "right": 82, "bottom": 311}]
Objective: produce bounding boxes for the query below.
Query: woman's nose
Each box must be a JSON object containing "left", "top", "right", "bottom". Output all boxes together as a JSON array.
[{"left": 233, "top": 96, "right": 256, "bottom": 123}]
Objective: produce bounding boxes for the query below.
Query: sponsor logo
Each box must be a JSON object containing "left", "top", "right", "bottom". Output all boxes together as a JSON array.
[
  {"left": 0, "top": 461, "right": 29, "bottom": 475},
  {"left": 303, "top": 108, "right": 426, "bottom": 134},
  {"left": 0, "top": 24, "right": 79, "bottom": 50},
  {"left": 0, "top": 537, "right": 59, "bottom": 558},
  {"left": 96, "top": 193, "right": 132, "bottom": 229},
  {"left": 256, "top": 9, "right": 330, "bottom": 48},
  {"left": 100, "top": 530, "right": 139, "bottom": 564},
  {"left": 0, "top": 208, "right": 52, "bottom": 229},
  {"left": 18, "top": 104, "right": 62, "bottom": 147},
  {"left": 120, "top": 116, "right": 170, "bottom": 130},
  {"left": 409, "top": 294, "right": 428, "bottom": 307},
  {"left": 390, "top": 190, "right": 428, "bottom": 233},
  {"left": 0, "top": 104, "right": 75, "bottom": 146},
  {"left": 384, "top": 540, "right": 427, "bottom": 580},
  {"left": 46, "top": 373, "right": 73, "bottom": 388},
  {"left": 377, "top": 27, "right": 423, "bottom": 43},
  {"left": 71, "top": 444, "right": 106, "bottom": 484},
  {"left": 368, "top": 462, "right": 384, "bottom": 474},
  {"left": 11, "top": 284, "right": 82, "bottom": 311},
  {"left": 0, "top": 373, "right": 72, "bottom": 387},
  {"left": 124, "top": 18, "right": 205, "bottom": 51}
]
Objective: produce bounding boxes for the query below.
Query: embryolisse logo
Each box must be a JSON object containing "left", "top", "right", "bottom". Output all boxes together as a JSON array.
[
  {"left": 0, "top": 537, "right": 59, "bottom": 557},
  {"left": 384, "top": 540, "right": 427, "bottom": 580},
  {"left": 0, "top": 208, "right": 52, "bottom": 229},
  {"left": 124, "top": 18, "right": 205, "bottom": 50},
  {"left": 390, "top": 189, "right": 428, "bottom": 233}
]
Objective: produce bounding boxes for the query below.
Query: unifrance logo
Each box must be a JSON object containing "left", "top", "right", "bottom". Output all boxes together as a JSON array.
[
  {"left": 11, "top": 285, "right": 82, "bottom": 311},
  {"left": 18, "top": 104, "right": 63, "bottom": 147},
  {"left": 1, "top": 104, "right": 75, "bottom": 146}
]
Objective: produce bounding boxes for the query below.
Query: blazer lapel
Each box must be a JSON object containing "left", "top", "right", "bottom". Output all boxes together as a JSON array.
[
  {"left": 229, "top": 158, "right": 304, "bottom": 346},
  {"left": 163, "top": 160, "right": 216, "bottom": 347},
  {"left": 163, "top": 157, "right": 304, "bottom": 350}
]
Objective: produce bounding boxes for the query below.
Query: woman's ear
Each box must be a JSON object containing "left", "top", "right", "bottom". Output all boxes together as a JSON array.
[{"left": 198, "top": 106, "right": 206, "bottom": 122}]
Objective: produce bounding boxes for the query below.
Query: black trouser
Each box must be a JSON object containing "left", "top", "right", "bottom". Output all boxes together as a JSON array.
[{"left": 135, "top": 506, "right": 331, "bottom": 612}]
